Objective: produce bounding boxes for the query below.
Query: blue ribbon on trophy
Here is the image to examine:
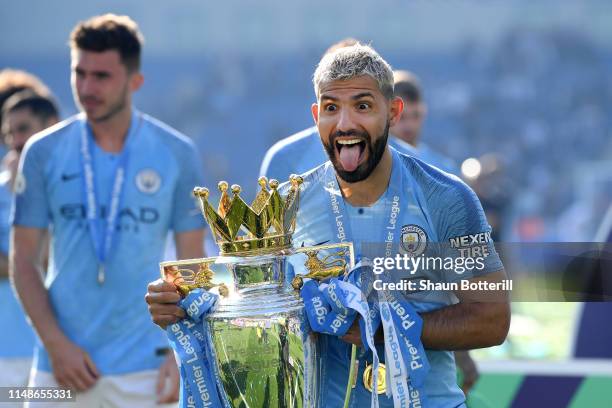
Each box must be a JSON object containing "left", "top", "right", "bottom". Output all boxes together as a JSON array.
[
  {"left": 301, "top": 263, "right": 382, "bottom": 408},
  {"left": 302, "top": 255, "right": 431, "bottom": 407},
  {"left": 166, "top": 289, "right": 230, "bottom": 408},
  {"left": 379, "top": 289, "right": 429, "bottom": 407}
]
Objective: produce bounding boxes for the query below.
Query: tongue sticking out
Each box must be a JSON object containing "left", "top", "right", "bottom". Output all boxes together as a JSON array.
[{"left": 338, "top": 144, "right": 361, "bottom": 172}]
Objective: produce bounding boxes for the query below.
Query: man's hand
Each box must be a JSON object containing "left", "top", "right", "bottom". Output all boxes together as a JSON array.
[
  {"left": 455, "top": 350, "right": 479, "bottom": 395},
  {"left": 340, "top": 318, "right": 363, "bottom": 347},
  {"left": 145, "top": 279, "right": 185, "bottom": 329},
  {"left": 156, "top": 353, "right": 180, "bottom": 403},
  {"left": 46, "top": 337, "right": 99, "bottom": 392}
]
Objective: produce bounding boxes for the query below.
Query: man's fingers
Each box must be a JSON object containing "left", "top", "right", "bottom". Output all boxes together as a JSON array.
[
  {"left": 340, "top": 321, "right": 363, "bottom": 346},
  {"left": 54, "top": 374, "right": 71, "bottom": 391},
  {"left": 157, "top": 356, "right": 180, "bottom": 403},
  {"left": 167, "top": 369, "right": 180, "bottom": 403},
  {"left": 148, "top": 303, "right": 185, "bottom": 318},
  {"left": 148, "top": 279, "right": 178, "bottom": 293},
  {"left": 462, "top": 376, "right": 477, "bottom": 394},
  {"left": 66, "top": 371, "right": 89, "bottom": 392},
  {"left": 76, "top": 364, "right": 98, "bottom": 389},
  {"left": 84, "top": 353, "right": 100, "bottom": 379},
  {"left": 156, "top": 363, "right": 166, "bottom": 395},
  {"left": 145, "top": 290, "right": 182, "bottom": 305},
  {"left": 158, "top": 373, "right": 180, "bottom": 403}
]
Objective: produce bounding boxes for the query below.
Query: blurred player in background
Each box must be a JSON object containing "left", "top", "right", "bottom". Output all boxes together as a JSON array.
[
  {"left": 10, "top": 14, "right": 205, "bottom": 407},
  {"left": 571, "top": 204, "right": 612, "bottom": 359},
  {"left": 0, "top": 69, "right": 51, "bottom": 159},
  {"left": 0, "top": 88, "right": 58, "bottom": 398},
  {"left": 390, "top": 70, "right": 459, "bottom": 175}
]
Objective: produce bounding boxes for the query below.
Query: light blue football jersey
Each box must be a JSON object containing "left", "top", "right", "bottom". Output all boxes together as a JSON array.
[
  {"left": 12, "top": 110, "right": 205, "bottom": 375},
  {"left": 259, "top": 126, "right": 327, "bottom": 181},
  {"left": 390, "top": 137, "right": 459, "bottom": 175},
  {"left": 286, "top": 147, "right": 502, "bottom": 408},
  {"left": 0, "top": 178, "right": 36, "bottom": 358}
]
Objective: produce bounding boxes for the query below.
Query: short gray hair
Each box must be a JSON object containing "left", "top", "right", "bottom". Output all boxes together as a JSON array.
[{"left": 313, "top": 43, "right": 394, "bottom": 99}]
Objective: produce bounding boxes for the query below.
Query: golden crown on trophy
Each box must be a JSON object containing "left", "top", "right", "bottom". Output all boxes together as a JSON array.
[{"left": 193, "top": 175, "right": 303, "bottom": 256}]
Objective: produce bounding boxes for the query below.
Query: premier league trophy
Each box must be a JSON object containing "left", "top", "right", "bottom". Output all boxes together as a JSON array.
[{"left": 161, "top": 176, "right": 355, "bottom": 408}]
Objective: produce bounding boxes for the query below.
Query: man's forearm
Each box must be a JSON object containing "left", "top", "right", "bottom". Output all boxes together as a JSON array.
[
  {"left": 12, "top": 257, "right": 66, "bottom": 348},
  {"left": 420, "top": 301, "right": 510, "bottom": 350}
]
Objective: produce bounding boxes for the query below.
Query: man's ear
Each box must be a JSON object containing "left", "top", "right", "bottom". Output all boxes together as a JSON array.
[
  {"left": 130, "top": 72, "right": 144, "bottom": 92},
  {"left": 44, "top": 116, "right": 59, "bottom": 128},
  {"left": 388, "top": 96, "right": 404, "bottom": 127},
  {"left": 311, "top": 103, "right": 319, "bottom": 124}
]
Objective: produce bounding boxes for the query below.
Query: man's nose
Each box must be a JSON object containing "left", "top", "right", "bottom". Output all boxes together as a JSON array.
[
  {"left": 79, "top": 76, "right": 95, "bottom": 95},
  {"left": 336, "top": 108, "right": 357, "bottom": 132}
]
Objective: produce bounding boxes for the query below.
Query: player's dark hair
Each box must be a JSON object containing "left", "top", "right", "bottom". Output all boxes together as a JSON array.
[
  {"left": 0, "top": 69, "right": 51, "bottom": 133},
  {"left": 393, "top": 71, "right": 422, "bottom": 103},
  {"left": 2, "top": 90, "right": 59, "bottom": 123},
  {"left": 70, "top": 14, "right": 144, "bottom": 72}
]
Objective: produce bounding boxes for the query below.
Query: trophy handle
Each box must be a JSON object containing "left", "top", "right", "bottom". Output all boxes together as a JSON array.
[
  {"left": 290, "top": 242, "right": 358, "bottom": 408},
  {"left": 290, "top": 242, "right": 355, "bottom": 290},
  {"left": 160, "top": 257, "right": 229, "bottom": 298}
]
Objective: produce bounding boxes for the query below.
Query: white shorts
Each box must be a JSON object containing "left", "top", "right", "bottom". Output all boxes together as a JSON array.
[
  {"left": 0, "top": 358, "right": 32, "bottom": 408},
  {"left": 26, "top": 369, "right": 177, "bottom": 408}
]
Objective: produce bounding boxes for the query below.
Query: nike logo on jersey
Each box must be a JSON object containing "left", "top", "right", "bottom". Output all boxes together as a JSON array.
[{"left": 61, "top": 172, "right": 80, "bottom": 181}]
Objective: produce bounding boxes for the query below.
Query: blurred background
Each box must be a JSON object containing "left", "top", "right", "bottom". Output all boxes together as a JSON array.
[
  {"left": 3, "top": 1, "right": 611, "bottom": 246},
  {"left": 2, "top": 1, "right": 612, "bottom": 405}
]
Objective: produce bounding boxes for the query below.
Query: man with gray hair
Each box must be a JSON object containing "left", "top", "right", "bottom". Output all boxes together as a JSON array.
[
  {"left": 260, "top": 38, "right": 421, "bottom": 182},
  {"left": 147, "top": 43, "right": 509, "bottom": 407}
]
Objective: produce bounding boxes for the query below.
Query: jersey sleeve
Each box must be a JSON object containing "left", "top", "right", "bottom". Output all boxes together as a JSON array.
[
  {"left": 11, "top": 141, "right": 50, "bottom": 228},
  {"left": 0, "top": 186, "right": 11, "bottom": 255},
  {"left": 259, "top": 146, "right": 275, "bottom": 178},
  {"left": 437, "top": 179, "right": 504, "bottom": 278},
  {"left": 170, "top": 142, "right": 206, "bottom": 233},
  {"left": 259, "top": 146, "right": 291, "bottom": 181}
]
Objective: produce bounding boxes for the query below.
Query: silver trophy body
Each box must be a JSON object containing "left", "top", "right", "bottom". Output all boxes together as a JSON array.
[{"left": 207, "top": 252, "right": 317, "bottom": 408}]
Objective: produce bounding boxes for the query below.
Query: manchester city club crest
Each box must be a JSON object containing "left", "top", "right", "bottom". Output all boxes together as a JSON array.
[
  {"left": 136, "top": 169, "right": 161, "bottom": 194},
  {"left": 14, "top": 173, "right": 26, "bottom": 195},
  {"left": 400, "top": 224, "right": 428, "bottom": 256}
]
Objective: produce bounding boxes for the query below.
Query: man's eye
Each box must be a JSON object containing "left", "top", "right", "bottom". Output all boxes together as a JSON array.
[
  {"left": 357, "top": 103, "right": 370, "bottom": 110},
  {"left": 16, "top": 124, "right": 31, "bottom": 133},
  {"left": 325, "top": 104, "right": 337, "bottom": 112}
]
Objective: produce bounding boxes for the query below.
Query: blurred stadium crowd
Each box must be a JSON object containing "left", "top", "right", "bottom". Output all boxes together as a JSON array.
[
  {"left": 5, "top": 24, "right": 610, "bottom": 244},
  {"left": 106, "top": 28, "right": 612, "bottom": 243}
]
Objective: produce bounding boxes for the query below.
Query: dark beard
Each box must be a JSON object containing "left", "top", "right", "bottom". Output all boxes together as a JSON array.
[
  {"left": 92, "top": 90, "right": 128, "bottom": 123},
  {"left": 323, "top": 121, "right": 389, "bottom": 183}
]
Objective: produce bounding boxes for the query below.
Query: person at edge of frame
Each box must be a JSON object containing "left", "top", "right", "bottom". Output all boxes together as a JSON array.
[
  {"left": 11, "top": 14, "right": 206, "bottom": 408},
  {"left": 0, "top": 89, "right": 59, "bottom": 399}
]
